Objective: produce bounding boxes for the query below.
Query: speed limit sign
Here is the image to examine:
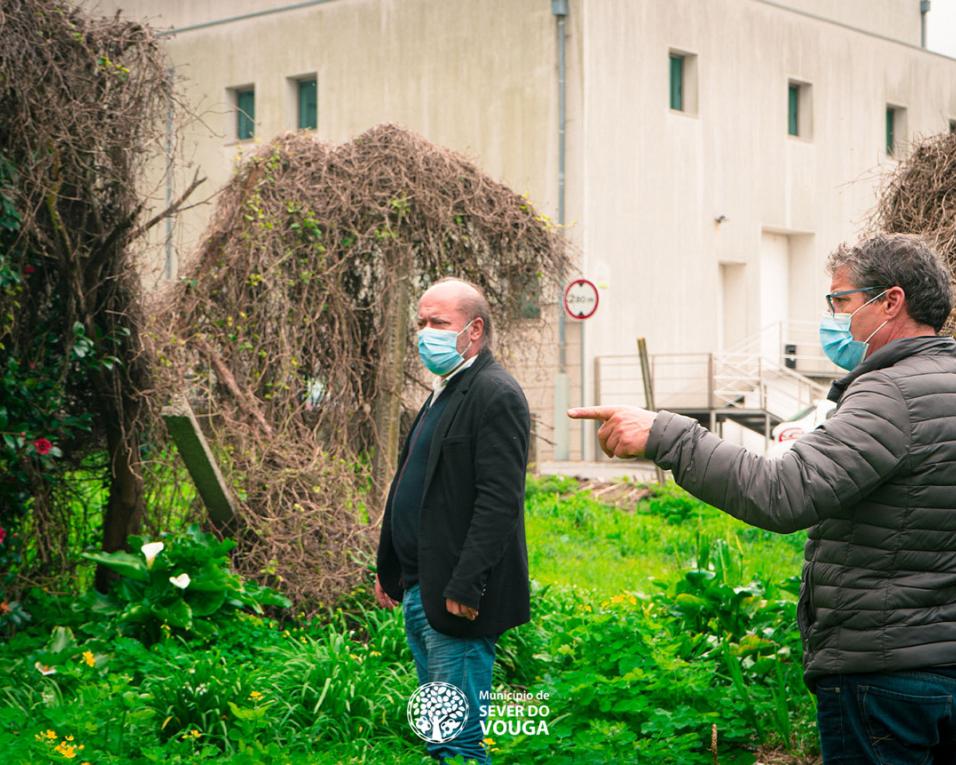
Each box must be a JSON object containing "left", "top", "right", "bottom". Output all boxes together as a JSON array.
[{"left": 563, "top": 278, "right": 599, "bottom": 320}]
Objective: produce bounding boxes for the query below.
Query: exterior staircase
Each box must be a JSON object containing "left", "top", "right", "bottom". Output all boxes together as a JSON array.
[{"left": 594, "top": 321, "right": 841, "bottom": 448}]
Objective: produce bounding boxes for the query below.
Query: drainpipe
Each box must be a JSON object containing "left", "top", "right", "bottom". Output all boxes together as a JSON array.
[
  {"left": 552, "top": 0, "right": 570, "bottom": 460},
  {"left": 921, "top": 0, "right": 931, "bottom": 48},
  {"left": 164, "top": 66, "right": 175, "bottom": 280}
]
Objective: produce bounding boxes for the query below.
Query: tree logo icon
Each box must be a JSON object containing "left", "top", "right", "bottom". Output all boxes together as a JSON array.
[{"left": 407, "top": 681, "right": 469, "bottom": 743}]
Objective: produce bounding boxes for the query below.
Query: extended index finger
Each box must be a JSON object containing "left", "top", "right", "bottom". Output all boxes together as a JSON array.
[{"left": 567, "top": 406, "right": 619, "bottom": 421}]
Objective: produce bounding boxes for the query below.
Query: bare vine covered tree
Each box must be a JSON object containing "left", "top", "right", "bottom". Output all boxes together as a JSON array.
[
  {"left": 151, "top": 125, "right": 568, "bottom": 609},
  {"left": 873, "top": 131, "right": 956, "bottom": 332},
  {"left": 0, "top": 0, "right": 199, "bottom": 590}
]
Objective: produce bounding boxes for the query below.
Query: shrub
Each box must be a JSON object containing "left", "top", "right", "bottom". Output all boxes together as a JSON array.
[{"left": 77, "top": 525, "right": 290, "bottom": 644}]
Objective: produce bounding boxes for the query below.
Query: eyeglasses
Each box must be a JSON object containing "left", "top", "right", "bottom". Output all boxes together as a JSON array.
[{"left": 825, "top": 286, "right": 889, "bottom": 316}]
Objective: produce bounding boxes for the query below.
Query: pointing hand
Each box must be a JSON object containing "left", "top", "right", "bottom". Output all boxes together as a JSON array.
[{"left": 567, "top": 405, "right": 658, "bottom": 459}]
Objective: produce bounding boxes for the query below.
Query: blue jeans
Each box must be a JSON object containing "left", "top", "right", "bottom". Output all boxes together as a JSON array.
[
  {"left": 403, "top": 584, "right": 497, "bottom": 764},
  {"left": 815, "top": 671, "right": 956, "bottom": 764}
]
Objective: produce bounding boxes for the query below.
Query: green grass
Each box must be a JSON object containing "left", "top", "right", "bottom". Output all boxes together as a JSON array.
[
  {"left": 0, "top": 475, "right": 817, "bottom": 764},
  {"left": 525, "top": 477, "right": 806, "bottom": 595}
]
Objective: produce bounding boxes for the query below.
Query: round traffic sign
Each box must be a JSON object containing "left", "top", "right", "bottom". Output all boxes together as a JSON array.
[{"left": 563, "top": 278, "right": 599, "bottom": 320}]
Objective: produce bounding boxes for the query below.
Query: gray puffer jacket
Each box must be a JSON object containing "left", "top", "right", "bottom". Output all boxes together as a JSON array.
[{"left": 645, "top": 335, "right": 956, "bottom": 688}]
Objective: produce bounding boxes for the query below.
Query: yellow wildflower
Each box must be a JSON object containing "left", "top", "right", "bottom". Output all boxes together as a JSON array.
[
  {"left": 190, "top": 729, "right": 202, "bottom": 739},
  {"left": 54, "top": 741, "right": 77, "bottom": 758},
  {"left": 483, "top": 737, "right": 496, "bottom": 746},
  {"left": 45, "top": 730, "right": 58, "bottom": 739},
  {"left": 249, "top": 690, "right": 263, "bottom": 701},
  {"left": 81, "top": 651, "right": 95, "bottom": 667},
  {"left": 65, "top": 735, "right": 74, "bottom": 741}
]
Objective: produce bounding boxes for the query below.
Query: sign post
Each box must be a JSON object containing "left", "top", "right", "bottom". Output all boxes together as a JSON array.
[
  {"left": 562, "top": 278, "right": 598, "bottom": 462},
  {"left": 563, "top": 278, "right": 599, "bottom": 320}
]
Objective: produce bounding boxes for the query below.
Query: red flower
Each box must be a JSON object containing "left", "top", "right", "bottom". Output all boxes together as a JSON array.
[
  {"left": 24, "top": 265, "right": 35, "bottom": 274},
  {"left": 0, "top": 527, "right": 5, "bottom": 545},
  {"left": 34, "top": 438, "right": 53, "bottom": 456}
]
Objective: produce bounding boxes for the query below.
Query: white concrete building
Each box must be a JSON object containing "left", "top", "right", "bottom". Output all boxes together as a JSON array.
[{"left": 86, "top": 0, "right": 956, "bottom": 462}]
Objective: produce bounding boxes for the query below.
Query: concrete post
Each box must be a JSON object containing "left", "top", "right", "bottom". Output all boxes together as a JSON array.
[{"left": 161, "top": 396, "right": 237, "bottom": 534}]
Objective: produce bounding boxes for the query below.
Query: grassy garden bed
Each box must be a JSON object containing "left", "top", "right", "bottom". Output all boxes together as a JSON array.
[{"left": 0, "top": 477, "right": 818, "bottom": 764}]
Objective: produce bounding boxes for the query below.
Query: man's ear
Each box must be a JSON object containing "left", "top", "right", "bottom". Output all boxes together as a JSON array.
[
  {"left": 470, "top": 317, "right": 484, "bottom": 342},
  {"left": 884, "top": 286, "right": 906, "bottom": 318}
]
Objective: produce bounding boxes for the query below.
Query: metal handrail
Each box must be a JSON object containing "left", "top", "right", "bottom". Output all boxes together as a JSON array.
[{"left": 594, "top": 323, "right": 837, "bottom": 427}]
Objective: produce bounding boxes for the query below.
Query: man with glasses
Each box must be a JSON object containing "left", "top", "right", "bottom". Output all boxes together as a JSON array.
[{"left": 569, "top": 234, "right": 956, "bottom": 763}]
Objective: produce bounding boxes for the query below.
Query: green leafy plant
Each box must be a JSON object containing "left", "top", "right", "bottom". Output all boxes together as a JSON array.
[
  {"left": 257, "top": 611, "right": 416, "bottom": 745},
  {"left": 78, "top": 525, "right": 291, "bottom": 644},
  {"left": 0, "top": 481, "right": 816, "bottom": 764},
  {"left": 643, "top": 482, "right": 710, "bottom": 524},
  {"left": 0, "top": 526, "right": 30, "bottom": 633}
]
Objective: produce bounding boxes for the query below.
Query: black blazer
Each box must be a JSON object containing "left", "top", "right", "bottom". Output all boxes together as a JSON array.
[{"left": 376, "top": 349, "right": 531, "bottom": 638}]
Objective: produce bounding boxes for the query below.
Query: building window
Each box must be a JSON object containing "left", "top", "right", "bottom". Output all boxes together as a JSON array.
[
  {"left": 234, "top": 87, "right": 255, "bottom": 141},
  {"left": 788, "top": 84, "right": 798, "bottom": 135},
  {"left": 297, "top": 77, "right": 317, "bottom": 130},
  {"left": 886, "top": 107, "right": 895, "bottom": 154},
  {"left": 668, "top": 49, "right": 698, "bottom": 115},
  {"left": 787, "top": 80, "right": 812, "bottom": 139},
  {"left": 669, "top": 54, "right": 683, "bottom": 111},
  {"left": 886, "top": 104, "right": 907, "bottom": 156}
]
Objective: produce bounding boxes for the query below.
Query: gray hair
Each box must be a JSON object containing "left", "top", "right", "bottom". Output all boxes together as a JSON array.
[
  {"left": 827, "top": 234, "right": 953, "bottom": 332},
  {"left": 435, "top": 276, "right": 494, "bottom": 349}
]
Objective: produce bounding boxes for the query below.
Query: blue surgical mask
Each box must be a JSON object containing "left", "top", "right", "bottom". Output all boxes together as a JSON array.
[
  {"left": 819, "top": 291, "right": 888, "bottom": 371},
  {"left": 417, "top": 320, "right": 474, "bottom": 376}
]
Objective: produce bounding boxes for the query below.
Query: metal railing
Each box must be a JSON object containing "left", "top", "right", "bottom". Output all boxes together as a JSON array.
[
  {"left": 594, "top": 321, "right": 835, "bottom": 425},
  {"left": 725, "top": 319, "right": 842, "bottom": 378}
]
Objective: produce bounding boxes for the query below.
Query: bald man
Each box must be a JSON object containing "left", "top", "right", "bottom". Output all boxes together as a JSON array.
[{"left": 374, "top": 277, "right": 531, "bottom": 765}]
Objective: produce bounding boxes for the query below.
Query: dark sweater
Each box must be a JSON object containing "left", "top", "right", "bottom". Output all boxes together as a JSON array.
[
  {"left": 390, "top": 391, "right": 452, "bottom": 587},
  {"left": 376, "top": 349, "right": 532, "bottom": 638}
]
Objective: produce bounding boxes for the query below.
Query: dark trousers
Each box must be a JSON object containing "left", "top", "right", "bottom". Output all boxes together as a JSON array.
[{"left": 815, "top": 671, "right": 956, "bottom": 764}]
